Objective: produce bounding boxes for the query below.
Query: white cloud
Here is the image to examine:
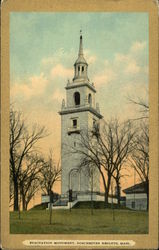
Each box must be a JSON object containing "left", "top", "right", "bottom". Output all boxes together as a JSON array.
[
  {"left": 41, "top": 48, "right": 66, "bottom": 66},
  {"left": 91, "top": 40, "right": 147, "bottom": 88},
  {"left": 125, "top": 60, "right": 140, "bottom": 74},
  {"left": 84, "top": 49, "right": 97, "bottom": 64},
  {"left": 114, "top": 53, "right": 129, "bottom": 63},
  {"left": 114, "top": 41, "right": 147, "bottom": 75},
  {"left": 87, "top": 55, "right": 96, "bottom": 64},
  {"left": 41, "top": 48, "right": 97, "bottom": 85},
  {"left": 51, "top": 64, "right": 73, "bottom": 79},
  {"left": 41, "top": 48, "right": 76, "bottom": 68},
  {"left": 130, "top": 41, "right": 146, "bottom": 53},
  {"left": 11, "top": 73, "right": 48, "bottom": 100},
  {"left": 52, "top": 88, "right": 65, "bottom": 103},
  {"left": 93, "top": 68, "right": 116, "bottom": 87},
  {"left": 11, "top": 40, "right": 148, "bottom": 127}
]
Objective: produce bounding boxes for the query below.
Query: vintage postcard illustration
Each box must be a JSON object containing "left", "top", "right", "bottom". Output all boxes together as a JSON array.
[{"left": 1, "top": 0, "right": 158, "bottom": 249}]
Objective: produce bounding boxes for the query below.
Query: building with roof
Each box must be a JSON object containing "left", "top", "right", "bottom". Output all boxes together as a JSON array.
[
  {"left": 123, "top": 182, "right": 148, "bottom": 210},
  {"left": 59, "top": 33, "right": 103, "bottom": 202}
]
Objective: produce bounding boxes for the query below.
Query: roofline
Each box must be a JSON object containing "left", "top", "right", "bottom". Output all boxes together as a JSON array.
[
  {"left": 59, "top": 106, "right": 103, "bottom": 119},
  {"left": 123, "top": 190, "right": 146, "bottom": 194},
  {"left": 123, "top": 181, "right": 147, "bottom": 194},
  {"left": 66, "top": 82, "right": 96, "bottom": 93},
  {"left": 74, "top": 61, "right": 88, "bottom": 66}
]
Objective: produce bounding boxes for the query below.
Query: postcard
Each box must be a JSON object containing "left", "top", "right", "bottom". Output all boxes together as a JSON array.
[{"left": 1, "top": 0, "right": 158, "bottom": 249}]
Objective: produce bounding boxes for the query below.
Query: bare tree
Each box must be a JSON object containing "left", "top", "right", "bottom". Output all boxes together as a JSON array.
[
  {"left": 130, "top": 122, "right": 149, "bottom": 210},
  {"left": 63, "top": 128, "right": 106, "bottom": 203},
  {"left": 10, "top": 107, "right": 48, "bottom": 211},
  {"left": 19, "top": 154, "right": 44, "bottom": 210},
  {"left": 66, "top": 119, "right": 135, "bottom": 207},
  {"left": 10, "top": 108, "right": 24, "bottom": 211},
  {"left": 128, "top": 94, "right": 149, "bottom": 210},
  {"left": 112, "top": 120, "right": 136, "bottom": 206},
  {"left": 95, "top": 119, "right": 135, "bottom": 206},
  {"left": 128, "top": 96, "right": 149, "bottom": 120},
  {"left": 40, "top": 150, "right": 61, "bottom": 196}
]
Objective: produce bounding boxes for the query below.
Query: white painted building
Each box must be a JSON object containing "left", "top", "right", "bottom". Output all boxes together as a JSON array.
[
  {"left": 59, "top": 34, "right": 103, "bottom": 200},
  {"left": 123, "top": 182, "right": 148, "bottom": 210}
]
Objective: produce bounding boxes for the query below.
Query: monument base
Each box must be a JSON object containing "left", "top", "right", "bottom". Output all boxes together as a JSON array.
[{"left": 47, "top": 191, "right": 117, "bottom": 210}]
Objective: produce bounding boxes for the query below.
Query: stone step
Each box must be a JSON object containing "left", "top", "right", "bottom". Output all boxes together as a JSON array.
[{"left": 53, "top": 199, "right": 68, "bottom": 206}]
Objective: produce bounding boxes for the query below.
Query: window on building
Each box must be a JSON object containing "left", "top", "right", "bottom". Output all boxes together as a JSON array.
[
  {"left": 74, "top": 92, "right": 80, "bottom": 105},
  {"left": 73, "top": 119, "right": 77, "bottom": 128},
  {"left": 74, "top": 142, "right": 76, "bottom": 147},
  {"left": 131, "top": 201, "right": 135, "bottom": 209},
  {"left": 78, "top": 66, "right": 80, "bottom": 76},
  {"left": 88, "top": 93, "right": 92, "bottom": 105},
  {"left": 82, "top": 66, "right": 84, "bottom": 72}
]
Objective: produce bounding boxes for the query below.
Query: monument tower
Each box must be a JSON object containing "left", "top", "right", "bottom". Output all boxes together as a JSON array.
[{"left": 59, "top": 34, "right": 103, "bottom": 200}]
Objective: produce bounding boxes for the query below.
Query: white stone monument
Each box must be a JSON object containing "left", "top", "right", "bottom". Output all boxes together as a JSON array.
[{"left": 59, "top": 34, "right": 103, "bottom": 202}]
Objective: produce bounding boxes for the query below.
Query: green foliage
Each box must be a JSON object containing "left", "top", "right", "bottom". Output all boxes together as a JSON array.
[{"left": 10, "top": 209, "right": 148, "bottom": 234}]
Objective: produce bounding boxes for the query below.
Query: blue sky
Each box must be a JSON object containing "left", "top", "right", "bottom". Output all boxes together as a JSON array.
[
  {"left": 10, "top": 12, "right": 149, "bottom": 161},
  {"left": 10, "top": 12, "right": 148, "bottom": 80}
]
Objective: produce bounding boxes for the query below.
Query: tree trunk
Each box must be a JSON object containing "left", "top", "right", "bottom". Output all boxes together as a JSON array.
[
  {"left": 107, "top": 174, "right": 111, "bottom": 201},
  {"left": 22, "top": 194, "right": 27, "bottom": 211},
  {"left": 26, "top": 202, "right": 28, "bottom": 211},
  {"left": 20, "top": 185, "right": 27, "bottom": 211},
  {"left": 116, "top": 178, "right": 121, "bottom": 207},
  {"left": 100, "top": 170, "right": 109, "bottom": 207},
  {"left": 104, "top": 190, "right": 109, "bottom": 207},
  {"left": 13, "top": 178, "right": 19, "bottom": 211}
]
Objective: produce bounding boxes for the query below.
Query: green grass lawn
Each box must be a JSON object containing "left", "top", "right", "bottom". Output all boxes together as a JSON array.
[{"left": 10, "top": 208, "right": 148, "bottom": 234}]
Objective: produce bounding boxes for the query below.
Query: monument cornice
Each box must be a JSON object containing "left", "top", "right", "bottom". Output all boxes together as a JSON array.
[
  {"left": 59, "top": 106, "right": 103, "bottom": 119},
  {"left": 65, "top": 82, "right": 96, "bottom": 93}
]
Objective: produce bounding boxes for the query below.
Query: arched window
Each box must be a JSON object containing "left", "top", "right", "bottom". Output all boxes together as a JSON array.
[
  {"left": 88, "top": 93, "right": 92, "bottom": 105},
  {"left": 74, "top": 92, "right": 80, "bottom": 106},
  {"left": 78, "top": 66, "right": 80, "bottom": 76}
]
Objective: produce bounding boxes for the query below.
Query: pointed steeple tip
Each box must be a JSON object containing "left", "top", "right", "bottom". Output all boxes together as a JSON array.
[
  {"left": 80, "top": 29, "right": 82, "bottom": 40},
  {"left": 74, "top": 32, "right": 88, "bottom": 66},
  {"left": 79, "top": 31, "right": 83, "bottom": 56}
]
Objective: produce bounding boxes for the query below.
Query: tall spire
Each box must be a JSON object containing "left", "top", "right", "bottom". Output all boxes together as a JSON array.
[
  {"left": 75, "top": 32, "right": 87, "bottom": 65},
  {"left": 78, "top": 30, "right": 83, "bottom": 56},
  {"left": 73, "top": 32, "right": 89, "bottom": 82}
]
